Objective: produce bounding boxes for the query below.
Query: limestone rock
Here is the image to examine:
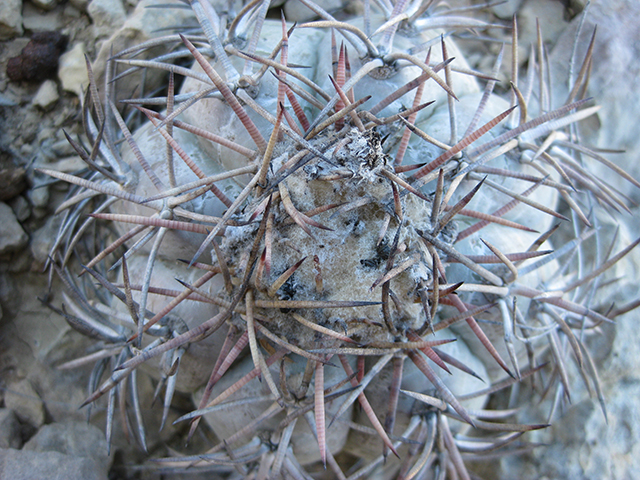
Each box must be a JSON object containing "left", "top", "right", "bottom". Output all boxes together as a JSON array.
[
  {"left": 0, "top": 409, "right": 22, "bottom": 449},
  {"left": 88, "top": 0, "right": 126, "bottom": 37},
  {"left": 284, "top": 0, "right": 346, "bottom": 22},
  {"left": 42, "top": 156, "right": 86, "bottom": 173},
  {"left": 0, "top": 0, "right": 23, "bottom": 40},
  {"left": 32, "top": 80, "right": 59, "bottom": 111},
  {"left": 8, "top": 196, "right": 30, "bottom": 223},
  {"left": 23, "top": 421, "right": 111, "bottom": 473},
  {"left": 22, "top": 2, "right": 64, "bottom": 31},
  {"left": 517, "top": 0, "right": 571, "bottom": 65},
  {"left": 3, "top": 379, "right": 45, "bottom": 428},
  {"left": 31, "top": 0, "right": 59, "bottom": 11},
  {"left": 30, "top": 214, "right": 63, "bottom": 270},
  {"left": 58, "top": 43, "right": 89, "bottom": 98},
  {"left": 26, "top": 184, "right": 49, "bottom": 210},
  {"left": 490, "top": 0, "right": 524, "bottom": 19},
  {"left": 0, "top": 202, "right": 28, "bottom": 255},
  {"left": 550, "top": 0, "right": 640, "bottom": 202},
  {"left": 69, "top": 0, "right": 89, "bottom": 12},
  {"left": 0, "top": 448, "right": 108, "bottom": 480},
  {"left": 0, "top": 155, "right": 26, "bottom": 202},
  {"left": 92, "top": 0, "right": 196, "bottom": 97}
]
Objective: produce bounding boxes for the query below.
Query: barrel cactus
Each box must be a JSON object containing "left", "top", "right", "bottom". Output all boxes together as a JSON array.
[{"left": 42, "top": 1, "right": 639, "bottom": 478}]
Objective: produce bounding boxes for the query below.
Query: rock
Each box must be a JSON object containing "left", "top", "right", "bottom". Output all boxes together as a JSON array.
[
  {"left": 22, "top": 2, "right": 64, "bottom": 31},
  {"left": 3, "top": 379, "right": 45, "bottom": 428},
  {"left": 27, "top": 185, "right": 50, "bottom": 210},
  {"left": 0, "top": 0, "right": 23, "bottom": 40},
  {"left": 0, "top": 448, "right": 108, "bottom": 480},
  {"left": 491, "top": 0, "right": 524, "bottom": 19},
  {"left": 0, "top": 202, "right": 28, "bottom": 255},
  {"left": 50, "top": 139, "right": 76, "bottom": 157},
  {"left": 30, "top": 0, "right": 58, "bottom": 11},
  {"left": 550, "top": 0, "right": 640, "bottom": 202},
  {"left": 58, "top": 43, "right": 89, "bottom": 98},
  {"left": 69, "top": 0, "right": 89, "bottom": 13},
  {"left": 6, "top": 32, "right": 69, "bottom": 83},
  {"left": 0, "top": 409, "right": 22, "bottom": 449},
  {"left": 92, "top": 0, "right": 196, "bottom": 97},
  {"left": 32, "top": 80, "right": 59, "bottom": 111},
  {"left": 42, "top": 156, "right": 86, "bottom": 173},
  {"left": 516, "top": 0, "right": 571, "bottom": 64},
  {"left": 88, "top": 0, "right": 126, "bottom": 37},
  {"left": 30, "top": 214, "right": 63, "bottom": 270},
  {"left": 284, "top": 0, "right": 345, "bottom": 22},
  {"left": 0, "top": 154, "right": 27, "bottom": 201},
  {"left": 500, "top": 315, "right": 640, "bottom": 480},
  {"left": 23, "top": 421, "right": 111, "bottom": 473},
  {"left": 0, "top": 93, "right": 17, "bottom": 106},
  {"left": 9, "top": 196, "right": 30, "bottom": 222}
]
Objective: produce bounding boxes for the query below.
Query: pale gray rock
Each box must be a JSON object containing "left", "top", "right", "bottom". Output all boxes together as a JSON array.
[
  {"left": 0, "top": 448, "right": 108, "bottom": 480},
  {"left": 8, "top": 196, "right": 30, "bottom": 223},
  {"left": 27, "top": 184, "right": 49, "bottom": 210},
  {"left": 284, "top": 0, "right": 346, "bottom": 22},
  {"left": 499, "top": 305, "right": 640, "bottom": 480},
  {"left": 493, "top": 193, "right": 640, "bottom": 479},
  {"left": 0, "top": 409, "right": 22, "bottom": 449},
  {"left": 22, "top": 2, "right": 64, "bottom": 31},
  {"left": 0, "top": 271, "right": 91, "bottom": 425},
  {"left": 30, "top": 0, "right": 59, "bottom": 11},
  {"left": 24, "top": 421, "right": 111, "bottom": 473},
  {"left": 3, "top": 379, "right": 45, "bottom": 428},
  {"left": 550, "top": 0, "right": 640, "bottom": 202},
  {"left": 69, "top": 0, "right": 89, "bottom": 12},
  {"left": 92, "top": 0, "right": 196, "bottom": 95},
  {"left": 0, "top": 202, "right": 28, "bottom": 255},
  {"left": 43, "top": 156, "right": 86, "bottom": 173},
  {"left": 0, "top": 0, "right": 23, "bottom": 40},
  {"left": 490, "top": 0, "right": 524, "bottom": 19},
  {"left": 30, "top": 214, "right": 63, "bottom": 270},
  {"left": 58, "top": 43, "right": 89, "bottom": 98},
  {"left": 88, "top": 0, "right": 126, "bottom": 37},
  {"left": 32, "top": 80, "right": 59, "bottom": 111},
  {"left": 0, "top": 93, "right": 18, "bottom": 106},
  {"left": 50, "top": 138, "right": 77, "bottom": 157},
  {"left": 517, "top": 0, "right": 571, "bottom": 64}
]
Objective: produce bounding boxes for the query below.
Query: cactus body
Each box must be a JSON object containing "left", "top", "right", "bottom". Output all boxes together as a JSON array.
[{"left": 45, "top": 2, "right": 640, "bottom": 479}]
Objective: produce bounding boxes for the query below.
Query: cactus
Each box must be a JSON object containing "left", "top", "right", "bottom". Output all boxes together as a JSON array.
[{"left": 43, "top": 1, "right": 639, "bottom": 478}]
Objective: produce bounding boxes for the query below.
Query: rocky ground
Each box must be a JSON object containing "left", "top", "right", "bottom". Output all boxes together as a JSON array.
[{"left": 1, "top": 1, "right": 639, "bottom": 479}]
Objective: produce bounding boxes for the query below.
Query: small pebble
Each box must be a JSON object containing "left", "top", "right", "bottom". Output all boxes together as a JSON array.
[
  {"left": 0, "top": 202, "right": 28, "bottom": 255},
  {"left": 32, "top": 80, "right": 60, "bottom": 111},
  {"left": 0, "top": 157, "right": 26, "bottom": 201},
  {"left": 9, "top": 196, "right": 31, "bottom": 222},
  {"left": 58, "top": 43, "right": 89, "bottom": 98}
]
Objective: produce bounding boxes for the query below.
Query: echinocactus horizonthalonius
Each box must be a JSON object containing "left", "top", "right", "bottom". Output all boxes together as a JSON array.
[{"left": 41, "top": 0, "right": 640, "bottom": 478}]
